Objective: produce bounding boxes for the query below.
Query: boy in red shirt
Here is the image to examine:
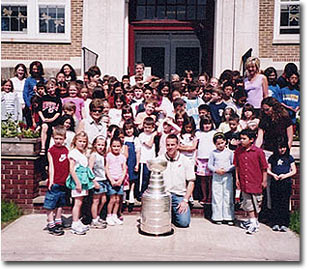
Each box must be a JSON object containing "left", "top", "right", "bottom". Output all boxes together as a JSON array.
[
  {"left": 233, "top": 129, "right": 268, "bottom": 234},
  {"left": 43, "top": 125, "right": 70, "bottom": 236}
]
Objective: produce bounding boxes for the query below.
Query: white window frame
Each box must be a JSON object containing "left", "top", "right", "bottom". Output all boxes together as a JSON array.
[
  {"left": 1, "top": 0, "right": 71, "bottom": 43},
  {"left": 273, "top": 0, "right": 300, "bottom": 44}
]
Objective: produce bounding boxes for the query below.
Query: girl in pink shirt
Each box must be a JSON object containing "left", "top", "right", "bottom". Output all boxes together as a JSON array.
[
  {"left": 62, "top": 81, "right": 85, "bottom": 121},
  {"left": 105, "top": 137, "right": 127, "bottom": 226}
]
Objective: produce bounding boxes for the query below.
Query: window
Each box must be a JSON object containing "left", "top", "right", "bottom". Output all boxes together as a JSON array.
[
  {"left": 273, "top": 0, "right": 300, "bottom": 44},
  {"left": 130, "top": 0, "right": 207, "bottom": 21},
  {"left": 1, "top": 0, "right": 70, "bottom": 43},
  {"left": 1, "top": 5, "right": 27, "bottom": 32}
]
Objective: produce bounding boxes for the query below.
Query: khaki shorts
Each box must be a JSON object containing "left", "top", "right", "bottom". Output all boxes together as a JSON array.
[{"left": 241, "top": 192, "right": 263, "bottom": 213}]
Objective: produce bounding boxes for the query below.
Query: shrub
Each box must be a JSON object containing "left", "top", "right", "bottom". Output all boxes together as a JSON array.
[
  {"left": 1, "top": 200, "right": 23, "bottom": 224},
  {"left": 289, "top": 210, "right": 300, "bottom": 234}
]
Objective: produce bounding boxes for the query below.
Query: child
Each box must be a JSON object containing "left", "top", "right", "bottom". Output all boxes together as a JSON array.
[
  {"left": 105, "top": 137, "right": 127, "bottom": 226},
  {"left": 38, "top": 81, "right": 62, "bottom": 155},
  {"left": 1, "top": 79, "right": 22, "bottom": 122},
  {"left": 222, "top": 80, "right": 235, "bottom": 107},
  {"left": 264, "top": 67, "right": 280, "bottom": 100},
  {"left": 43, "top": 125, "right": 69, "bottom": 236},
  {"left": 175, "top": 110, "right": 188, "bottom": 130},
  {"left": 79, "top": 85, "right": 91, "bottom": 119},
  {"left": 208, "top": 133, "right": 235, "bottom": 225},
  {"left": 62, "top": 101, "right": 78, "bottom": 131},
  {"left": 239, "top": 103, "right": 260, "bottom": 131},
  {"left": 119, "top": 105, "right": 134, "bottom": 128},
  {"left": 224, "top": 114, "right": 242, "bottom": 151},
  {"left": 66, "top": 131, "right": 94, "bottom": 235},
  {"left": 131, "top": 84, "right": 144, "bottom": 116},
  {"left": 217, "top": 106, "right": 236, "bottom": 133},
  {"left": 183, "top": 82, "right": 204, "bottom": 127},
  {"left": 135, "top": 117, "right": 157, "bottom": 200},
  {"left": 178, "top": 116, "right": 198, "bottom": 167},
  {"left": 88, "top": 135, "right": 108, "bottom": 229},
  {"left": 267, "top": 139, "right": 297, "bottom": 232},
  {"left": 232, "top": 87, "right": 247, "bottom": 119},
  {"left": 234, "top": 129, "right": 268, "bottom": 234},
  {"left": 158, "top": 117, "right": 181, "bottom": 156},
  {"left": 109, "top": 93, "right": 127, "bottom": 126},
  {"left": 135, "top": 98, "right": 157, "bottom": 130},
  {"left": 195, "top": 116, "right": 217, "bottom": 204},
  {"left": 202, "top": 86, "right": 213, "bottom": 104},
  {"left": 123, "top": 120, "right": 139, "bottom": 212},
  {"left": 30, "top": 81, "right": 46, "bottom": 130},
  {"left": 209, "top": 88, "right": 227, "bottom": 129},
  {"left": 278, "top": 71, "right": 300, "bottom": 125},
  {"left": 197, "top": 104, "right": 211, "bottom": 130},
  {"left": 62, "top": 81, "right": 85, "bottom": 121}
]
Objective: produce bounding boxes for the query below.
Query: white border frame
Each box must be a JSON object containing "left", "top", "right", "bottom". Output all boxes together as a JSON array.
[
  {"left": 273, "top": 0, "right": 300, "bottom": 44},
  {"left": 1, "top": 0, "right": 71, "bottom": 43}
]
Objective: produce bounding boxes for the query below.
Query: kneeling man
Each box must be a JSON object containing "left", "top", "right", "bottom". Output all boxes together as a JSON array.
[{"left": 159, "top": 134, "right": 195, "bottom": 228}]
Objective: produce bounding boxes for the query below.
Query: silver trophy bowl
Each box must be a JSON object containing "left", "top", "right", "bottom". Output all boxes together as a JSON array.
[{"left": 139, "top": 158, "right": 174, "bottom": 236}]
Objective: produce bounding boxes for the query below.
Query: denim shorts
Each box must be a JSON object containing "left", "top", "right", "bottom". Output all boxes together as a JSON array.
[
  {"left": 43, "top": 184, "right": 67, "bottom": 210},
  {"left": 93, "top": 180, "right": 108, "bottom": 195},
  {"left": 106, "top": 181, "right": 124, "bottom": 196}
]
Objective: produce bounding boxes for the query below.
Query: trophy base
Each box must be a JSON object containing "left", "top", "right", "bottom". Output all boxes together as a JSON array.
[{"left": 138, "top": 227, "right": 174, "bottom": 237}]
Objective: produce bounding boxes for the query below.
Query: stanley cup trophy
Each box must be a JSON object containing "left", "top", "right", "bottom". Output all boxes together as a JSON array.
[{"left": 139, "top": 158, "right": 174, "bottom": 236}]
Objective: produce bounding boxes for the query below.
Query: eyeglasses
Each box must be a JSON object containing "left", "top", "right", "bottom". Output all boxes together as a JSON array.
[{"left": 92, "top": 109, "right": 103, "bottom": 113}]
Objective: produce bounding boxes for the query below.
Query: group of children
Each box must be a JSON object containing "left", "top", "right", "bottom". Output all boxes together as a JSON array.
[{"left": 1, "top": 61, "right": 298, "bottom": 236}]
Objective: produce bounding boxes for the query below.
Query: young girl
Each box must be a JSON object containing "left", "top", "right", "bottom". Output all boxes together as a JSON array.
[
  {"left": 1, "top": 79, "right": 22, "bottom": 122},
  {"left": 88, "top": 135, "right": 108, "bottom": 229},
  {"left": 195, "top": 116, "right": 217, "bottom": 204},
  {"left": 62, "top": 81, "right": 85, "bottom": 121},
  {"left": 217, "top": 107, "right": 236, "bottom": 133},
  {"left": 267, "top": 139, "right": 297, "bottom": 232},
  {"left": 174, "top": 110, "right": 188, "bottom": 130},
  {"left": 105, "top": 137, "right": 127, "bottom": 226},
  {"left": 109, "top": 93, "right": 126, "bottom": 126},
  {"left": 208, "top": 133, "right": 235, "bottom": 225},
  {"left": 123, "top": 121, "right": 139, "bottom": 212},
  {"left": 79, "top": 85, "right": 91, "bottom": 119},
  {"left": 67, "top": 131, "right": 94, "bottom": 235},
  {"left": 119, "top": 105, "right": 134, "bottom": 128},
  {"left": 239, "top": 103, "right": 260, "bottom": 131},
  {"left": 178, "top": 116, "right": 198, "bottom": 167},
  {"left": 60, "top": 114, "right": 76, "bottom": 149}
]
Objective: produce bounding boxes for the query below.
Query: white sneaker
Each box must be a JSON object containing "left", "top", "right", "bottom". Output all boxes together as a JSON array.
[
  {"left": 91, "top": 220, "right": 107, "bottom": 229},
  {"left": 112, "top": 215, "right": 123, "bottom": 225},
  {"left": 98, "top": 218, "right": 107, "bottom": 225},
  {"left": 246, "top": 224, "right": 258, "bottom": 235},
  {"left": 71, "top": 222, "right": 86, "bottom": 235},
  {"left": 78, "top": 220, "right": 89, "bottom": 231},
  {"left": 106, "top": 216, "right": 115, "bottom": 226}
]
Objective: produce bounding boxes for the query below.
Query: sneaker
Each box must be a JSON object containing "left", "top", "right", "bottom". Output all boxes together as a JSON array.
[
  {"left": 227, "top": 221, "right": 234, "bottom": 226},
  {"left": 246, "top": 224, "right": 258, "bottom": 234},
  {"left": 98, "top": 218, "right": 107, "bottom": 225},
  {"left": 106, "top": 216, "right": 115, "bottom": 226},
  {"left": 128, "top": 203, "right": 134, "bottom": 213},
  {"left": 213, "top": 221, "right": 222, "bottom": 225},
  {"left": 48, "top": 226, "right": 64, "bottom": 236},
  {"left": 71, "top": 223, "right": 86, "bottom": 235},
  {"left": 240, "top": 220, "right": 251, "bottom": 229},
  {"left": 272, "top": 225, "right": 280, "bottom": 231},
  {"left": 280, "top": 225, "right": 288, "bottom": 232},
  {"left": 113, "top": 215, "right": 124, "bottom": 225},
  {"left": 78, "top": 220, "right": 90, "bottom": 231},
  {"left": 91, "top": 220, "right": 107, "bottom": 229}
]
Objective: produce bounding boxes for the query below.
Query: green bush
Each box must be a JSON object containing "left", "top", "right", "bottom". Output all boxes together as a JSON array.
[
  {"left": 1, "top": 200, "right": 23, "bottom": 223},
  {"left": 289, "top": 210, "right": 300, "bottom": 234}
]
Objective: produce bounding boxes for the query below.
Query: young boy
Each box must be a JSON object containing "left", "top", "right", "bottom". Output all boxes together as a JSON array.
[
  {"left": 209, "top": 88, "right": 227, "bottom": 129},
  {"left": 233, "top": 129, "right": 268, "bottom": 234},
  {"left": 134, "top": 117, "right": 157, "bottom": 200},
  {"left": 38, "top": 82, "right": 62, "bottom": 155},
  {"left": 135, "top": 98, "right": 157, "bottom": 130},
  {"left": 183, "top": 82, "right": 204, "bottom": 127},
  {"left": 224, "top": 113, "right": 241, "bottom": 151},
  {"left": 131, "top": 84, "right": 144, "bottom": 116},
  {"left": 43, "top": 125, "right": 70, "bottom": 236}
]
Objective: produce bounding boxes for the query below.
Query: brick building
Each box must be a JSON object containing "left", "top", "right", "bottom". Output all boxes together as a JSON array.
[{"left": 1, "top": 0, "right": 300, "bottom": 79}]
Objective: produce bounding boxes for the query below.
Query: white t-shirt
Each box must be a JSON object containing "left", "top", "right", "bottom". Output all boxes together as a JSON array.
[
  {"left": 68, "top": 148, "right": 88, "bottom": 169},
  {"left": 10, "top": 77, "right": 26, "bottom": 106},
  {"left": 195, "top": 130, "right": 217, "bottom": 159},
  {"left": 179, "top": 133, "right": 196, "bottom": 159},
  {"left": 108, "top": 108, "right": 122, "bottom": 127},
  {"left": 135, "top": 132, "right": 156, "bottom": 163}
]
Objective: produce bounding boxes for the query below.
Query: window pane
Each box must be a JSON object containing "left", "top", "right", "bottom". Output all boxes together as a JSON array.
[
  {"left": 11, "top": 17, "right": 18, "bottom": 31},
  {"left": 49, "top": 7, "right": 57, "bottom": 19},
  {"left": 280, "top": 28, "right": 299, "bottom": 34},
  {"left": 167, "top": 5, "right": 176, "bottom": 19},
  {"left": 11, "top": 6, "right": 18, "bottom": 17},
  {"left": 157, "top": 6, "right": 166, "bottom": 19},
  {"left": 197, "top": 5, "right": 206, "bottom": 19},
  {"left": 137, "top": 6, "right": 146, "bottom": 19},
  {"left": 146, "top": 6, "right": 155, "bottom": 19},
  {"left": 187, "top": 0, "right": 196, "bottom": 5},
  {"left": 2, "top": 17, "right": 9, "bottom": 31},
  {"left": 142, "top": 47, "right": 165, "bottom": 78},
  {"left": 147, "top": 0, "right": 155, "bottom": 5},
  {"left": 137, "top": 0, "right": 146, "bottom": 4},
  {"left": 157, "top": 0, "right": 166, "bottom": 4},
  {"left": 187, "top": 6, "right": 196, "bottom": 19},
  {"left": 177, "top": 0, "right": 186, "bottom": 4},
  {"left": 167, "top": 0, "right": 176, "bottom": 4},
  {"left": 198, "top": 0, "right": 207, "bottom": 5},
  {"left": 48, "top": 19, "right": 56, "bottom": 33},
  {"left": 176, "top": 47, "right": 200, "bottom": 77},
  {"left": 39, "top": 6, "right": 65, "bottom": 33},
  {"left": 40, "top": 19, "right": 47, "bottom": 32},
  {"left": 176, "top": 5, "right": 186, "bottom": 20},
  {"left": 1, "top": 5, "right": 27, "bottom": 32}
]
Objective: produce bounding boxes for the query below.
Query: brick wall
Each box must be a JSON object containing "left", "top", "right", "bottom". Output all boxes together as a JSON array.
[
  {"left": 259, "top": 0, "right": 300, "bottom": 62},
  {"left": 1, "top": 158, "right": 42, "bottom": 214},
  {"left": 1, "top": 0, "right": 83, "bottom": 61}
]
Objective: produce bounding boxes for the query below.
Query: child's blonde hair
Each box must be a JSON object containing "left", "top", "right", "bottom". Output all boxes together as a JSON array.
[
  {"left": 91, "top": 135, "right": 106, "bottom": 154},
  {"left": 52, "top": 125, "right": 66, "bottom": 138},
  {"left": 63, "top": 101, "right": 76, "bottom": 113},
  {"left": 71, "top": 131, "right": 89, "bottom": 151}
]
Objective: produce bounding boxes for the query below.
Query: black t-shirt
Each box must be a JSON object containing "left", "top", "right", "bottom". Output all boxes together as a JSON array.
[
  {"left": 38, "top": 95, "right": 62, "bottom": 120},
  {"left": 258, "top": 116, "right": 293, "bottom": 152}
]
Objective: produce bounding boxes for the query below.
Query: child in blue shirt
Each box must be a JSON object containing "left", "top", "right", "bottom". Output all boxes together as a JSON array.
[{"left": 209, "top": 88, "right": 227, "bottom": 129}]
